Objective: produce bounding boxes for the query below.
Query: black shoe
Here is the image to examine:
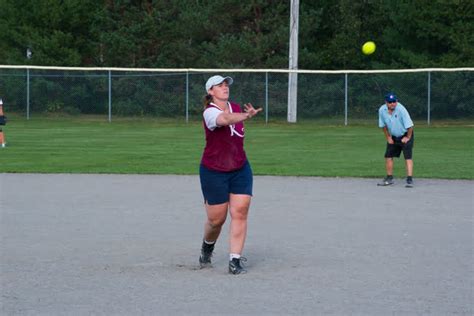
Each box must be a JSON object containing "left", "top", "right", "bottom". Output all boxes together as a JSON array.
[
  {"left": 199, "top": 241, "right": 214, "bottom": 268},
  {"left": 229, "top": 257, "right": 247, "bottom": 275},
  {"left": 405, "top": 177, "right": 414, "bottom": 188},
  {"left": 378, "top": 176, "right": 394, "bottom": 186}
]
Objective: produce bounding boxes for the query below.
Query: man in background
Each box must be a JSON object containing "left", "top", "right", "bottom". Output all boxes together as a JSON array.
[
  {"left": 378, "top": 92, "right": 414, "bottom": 188},
  {"left": 0, "top": 98, "right": 7, "bottom": 148}
]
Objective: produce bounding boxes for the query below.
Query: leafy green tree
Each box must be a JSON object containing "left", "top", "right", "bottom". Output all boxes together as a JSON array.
[
  {"left": 380, "top": 0, "right": 474, "bottom": 68},
  {"left": 0, "top": 0, "right": 100, "bottom": 65},
  {"left": 1, "top": 1, "right": 472, "bottom": 68},
  {"left": 93, "top": 0, "right": 290, "bottom": 68}
]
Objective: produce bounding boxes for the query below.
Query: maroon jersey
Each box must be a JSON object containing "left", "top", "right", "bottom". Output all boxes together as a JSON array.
[{"left": 201, "top": 102, "right": 247, "bottom": 172}]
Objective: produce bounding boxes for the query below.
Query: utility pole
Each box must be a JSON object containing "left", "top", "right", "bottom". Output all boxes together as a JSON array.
[{"left": 288, "top": 0, "right": 299, "bottom": 123}]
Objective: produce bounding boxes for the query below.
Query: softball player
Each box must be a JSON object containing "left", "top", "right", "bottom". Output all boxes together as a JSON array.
[
  {"left": 378, "top": 92, "right": 415, "bottom": 187},
  {"left": 0, "top": 98, "right": 6, "bottom": 148},
  {"left": 199, "top": 75, "right": 261, "bottom": 274}
]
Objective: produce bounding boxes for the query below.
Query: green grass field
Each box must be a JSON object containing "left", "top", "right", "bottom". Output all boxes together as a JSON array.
[{"left": 0, "top": 115, "right": 472, "bottom": 179}]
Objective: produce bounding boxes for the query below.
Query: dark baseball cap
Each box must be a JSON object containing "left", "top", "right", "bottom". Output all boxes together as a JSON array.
[{"left": 385, "top": 93, "right": 397, "bottom": 102}]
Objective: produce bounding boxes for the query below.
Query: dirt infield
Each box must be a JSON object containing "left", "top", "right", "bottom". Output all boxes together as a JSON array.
[{"left": 1, "top": 174, "right": 472, "bottom": 315}]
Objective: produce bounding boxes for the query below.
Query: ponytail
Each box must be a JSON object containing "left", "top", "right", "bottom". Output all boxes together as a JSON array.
[{"left": 203, "top": 94, "right": 212, "bottom": 109}]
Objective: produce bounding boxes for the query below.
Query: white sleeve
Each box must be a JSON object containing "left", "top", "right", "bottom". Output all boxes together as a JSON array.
[{"left": 203, "top": 107, "right": 222, "bottom": 131}]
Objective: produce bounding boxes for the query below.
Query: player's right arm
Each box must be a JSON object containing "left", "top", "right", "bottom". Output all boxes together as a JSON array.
[
  {"left": 216, "top": 112, "right": 251, "bottom": 126},
  {"left": 216, "top": 103, "right": 261, "bottom": 126},
  {"left": 378, "top": 107, "right": 393, "bottom": 144},
  {"left": 383, "top": 127, "right": 394, "bottom": 144},
  {"left": 204, "top": 105, "right": 260, "bottom": 131}
]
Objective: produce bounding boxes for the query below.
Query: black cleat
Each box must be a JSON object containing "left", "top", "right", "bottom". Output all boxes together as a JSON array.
[
  {"left": 405, "top": 177, "right": 414, "bottom": 188},
  {"left": 199, "top": 241, "right": 214, "bottom": 268},
  {"left": 377, "top": 176, "right": 394, "bottom": 186},
  {"left": 229, "top": 257, "right": 247, "bottom": 275}
]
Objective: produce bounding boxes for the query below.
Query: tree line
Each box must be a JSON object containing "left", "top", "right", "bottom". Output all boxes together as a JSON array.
[{"left": 1, "top": 0, "right": 473, "bottom": 69}]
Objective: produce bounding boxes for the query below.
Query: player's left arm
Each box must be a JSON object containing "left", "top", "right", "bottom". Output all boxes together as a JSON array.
[
  {"left": 400, "top": 106, "right": 414, "bottom": 144},
  {"left": 402, "top": 127, "right": 413, "bottom": 143}
]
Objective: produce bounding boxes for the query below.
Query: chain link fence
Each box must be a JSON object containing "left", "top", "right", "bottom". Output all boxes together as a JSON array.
[{"left": 0, "top": 67, "right": 472, "bottom": 124}]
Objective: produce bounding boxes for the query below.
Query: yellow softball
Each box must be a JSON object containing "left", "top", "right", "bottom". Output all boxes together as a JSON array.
[{"left": 362, "top": 41, "right": 376, "bottom": 55}]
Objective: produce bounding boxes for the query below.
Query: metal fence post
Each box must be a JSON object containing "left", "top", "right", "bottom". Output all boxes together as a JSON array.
[
  {"left": 344, "top": 73, "right": 348, "bottom": 126},
  {"left": 427, "top": 71, "right": 431, "bottom": 125},
  {"left": 186, "top": 72, "right": 189, "bottom": 123},
  {"left": 265, "top": 72, "right": 269, "bottom": 124},
  {"left": 108, "top": 70, "right": 112, "bottom": 122},
  {"left": 26, "top": 68, "right": 30, "bottom": 120}
]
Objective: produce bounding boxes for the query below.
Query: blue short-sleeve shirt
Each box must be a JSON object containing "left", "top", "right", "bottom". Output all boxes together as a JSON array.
[{"left": 378, "top": 102, "right": 414, "bottom": 137}]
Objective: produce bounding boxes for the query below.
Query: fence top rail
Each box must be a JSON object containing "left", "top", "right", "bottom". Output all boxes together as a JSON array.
[{"left": 0, "top": 65, "right": 473, "bottom": 74}]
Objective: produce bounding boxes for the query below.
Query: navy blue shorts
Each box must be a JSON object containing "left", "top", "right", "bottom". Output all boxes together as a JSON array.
[
  {"left": 199, "top": 161, "right": 253, "bottom": 205},
  {"left": 385, "top": 133, "right": 414, "bottom": 159}
]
